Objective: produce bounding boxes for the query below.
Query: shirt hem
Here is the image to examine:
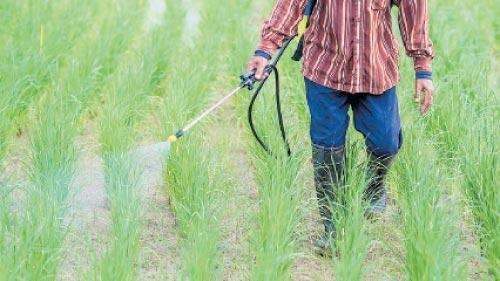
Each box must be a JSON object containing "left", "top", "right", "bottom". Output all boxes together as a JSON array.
[{"left": 302, "top": 67, "right": 400, "bottom": 95}]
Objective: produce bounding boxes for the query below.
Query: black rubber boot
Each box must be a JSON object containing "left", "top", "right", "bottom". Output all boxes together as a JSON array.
[
  {"left": 312, "top": 144, "right": 345, "bottom": 253},
  {"left": 364, "top": 153, "right": 395, "bottom": 217}
]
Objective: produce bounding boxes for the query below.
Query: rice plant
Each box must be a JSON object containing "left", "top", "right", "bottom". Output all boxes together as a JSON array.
[
  {"left": 158, "top": 0, "right": 226, "bottom": 136},
  {"left": 330, "top": 138, "right": 370, "bottom": 281},
  {"left": 247, "top": 138, "right": 305, "bottom": 281},
  {"left": 0, "top": 0, "right": 104, "bottom": 277},
  {"left": 0, "top": 0, "right": 99, "bottom": 165},
  {"left": 164, "top": 135, "right": 223, "bottom": 280},
  {"left": 0, "top": 183, "right": 15, "bottom": 279},
  {"left": 233, "top": 60, "right": 306, "bottom": 280},
  {"left": 408, "top": 1, "right": 498, "bottom": 278},
  {"left": 0, "top": 0, "right": 497, "bottom": 279},
  {"left": 421, "top": 0, "right": 496, "bottom": 164},
  {"left": 88, "top": 153, "right": 143, "bottom": 281},
  {"left": 158, "top": 0, "right": 243, "bottom": 279},
  {"left": 90, "top": 6, "right": 176, "bottom": 279},
  {"left": 393, "top": 125, "right": 468, "bottom": 281},
  {"left": 461, "top": 122, "right": 499, "bottom": 279},
  {"left": 0, "top": 1, "right": 144, "bottom": 279}
]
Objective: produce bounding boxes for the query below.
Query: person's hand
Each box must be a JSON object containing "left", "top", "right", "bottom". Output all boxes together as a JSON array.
[
  {"left": 247, "top": 56, "right": 269, "bottom": 81},
  {"left": 415, "top": 79, "right": 435, "bottom": 114}
]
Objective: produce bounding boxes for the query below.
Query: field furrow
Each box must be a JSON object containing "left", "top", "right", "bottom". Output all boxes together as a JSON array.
[{"left": 0, "top": 0, "right": 497, "bottom": 280}]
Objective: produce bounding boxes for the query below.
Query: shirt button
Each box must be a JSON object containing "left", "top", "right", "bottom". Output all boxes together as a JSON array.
[{"left": 354, "top": 17, "right": 361, "bottom": 22}]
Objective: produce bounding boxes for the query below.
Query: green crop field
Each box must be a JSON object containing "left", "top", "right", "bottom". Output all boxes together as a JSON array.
[{"left": 0, "top": 0, "right": 497, "bottom": 280}]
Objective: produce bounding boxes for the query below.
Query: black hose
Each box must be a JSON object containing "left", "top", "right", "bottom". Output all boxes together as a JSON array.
[
  {"left": 248, "top": 64, "right": 291, "bottom": 157},
  {"left": 243, "top": 36, "right": 296, "bottom": 157}
]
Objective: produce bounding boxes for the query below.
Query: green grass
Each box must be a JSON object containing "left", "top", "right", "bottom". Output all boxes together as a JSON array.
[
  {"left": 417, "top": 0, "right": 498, "bottom": 278},
  {"left": 89, "top": 3, "right": 176, "bottom": 279},
  {"left": 158, "top": 1, "right": 246, "bottom": 279},
  {"left": 234, "top": 49, "right": 306, "bottom": 279},
  {"left": 88, "top": 154, "right": 143, "bottom": 281},
  {"left": 393, "top": 126, "right": 467, "bottom": 281},
  {"left": 461, "top": 124, "right": 499, "bottom": 279},
  {"left": 0, "top": 0, "right": 99, "bottom": 166},
  {"left": 0, "top": 0, "right": 497, "bottom": 279},
  {"left": 248, "top": 146, "right": 305, "bottom": 281},
  {"left": 330, "top": 139, "right": 370, "bottom": 281},
  {"left": 164, "top": 136, "right": 223, "bottom": 280},
  {"left": 0, "top": 0, "right": 100, "bottom": 277},
  {"left": 0, "top": 1, "right": 144, "bottom": 279}
]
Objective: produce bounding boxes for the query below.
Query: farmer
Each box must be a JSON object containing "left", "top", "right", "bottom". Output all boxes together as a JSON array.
[{"left": 247, "top": 0, "right": 434, "bottom": 251}]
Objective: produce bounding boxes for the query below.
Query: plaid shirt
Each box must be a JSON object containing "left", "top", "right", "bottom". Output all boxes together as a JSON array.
[{"left": 257, "top": 0, "right": 434, "bottom": 94}]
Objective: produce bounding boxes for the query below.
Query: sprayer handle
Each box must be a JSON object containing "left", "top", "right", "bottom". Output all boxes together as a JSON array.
[
  {"left": 240, "top": 71, "right": 256, "bottom": 90},
  {"left": 240, "top": 66, "right": 272, "bottom": 90}
]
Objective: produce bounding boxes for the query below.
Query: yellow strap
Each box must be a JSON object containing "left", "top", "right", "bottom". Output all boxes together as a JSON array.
[
  {"left": 39, "top": 25, "right": 44, "bottom": 52},
  {"left": 298, "top": 16, "right": 309, "bottom": 38}
]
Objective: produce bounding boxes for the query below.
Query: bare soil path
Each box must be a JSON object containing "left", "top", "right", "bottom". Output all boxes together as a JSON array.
[
  {"left": 58, "top": 117, "right": 180, "bottom": 280},
  {"left": 208, "top": 99, "right": 258, "bottom": 281}
]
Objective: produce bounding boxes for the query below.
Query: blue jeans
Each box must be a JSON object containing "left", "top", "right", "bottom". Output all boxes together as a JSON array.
[{"left": 305, "top": 78, "right": 402, "bottom": 157}]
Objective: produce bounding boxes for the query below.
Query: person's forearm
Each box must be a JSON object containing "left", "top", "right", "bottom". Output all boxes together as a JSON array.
[
  {"left": 398, "top": 0, "right": 434, "bottom": 75},
  {"left": 257, "top": 0, "right": 307, "bottom": 57}
]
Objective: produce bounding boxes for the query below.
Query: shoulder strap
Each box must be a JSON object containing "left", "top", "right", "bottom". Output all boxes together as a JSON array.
[
  {"left": 298, "top": 0, "right": 317, "bottom": 38},
  {"left": 305, "top": 0, "right": 317, "bottom": 17},
  {"left": 292, "top": 0, "right": 317, "bottom": 61}
]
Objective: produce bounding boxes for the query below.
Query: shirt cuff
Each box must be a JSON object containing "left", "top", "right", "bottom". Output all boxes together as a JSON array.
[
  {"left": 254, "top": 50, "right": 272, "bottom": 60},
  {"left": 257, "top": 39, "right": 279, "bottom": 57},
  {"left": 416, "top": 71, "right": 432, "bottom": 80},
  {"left": 413, "top": 56, "right": 433, "bottom": 72}
]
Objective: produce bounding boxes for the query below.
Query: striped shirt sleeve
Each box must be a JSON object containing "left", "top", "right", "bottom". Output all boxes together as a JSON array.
[
  {"left": 257, "top": 0, "right": 307, "bottom": 56},
  {"left": 397, "top": 0, "right": 434, "bottom": 72}
]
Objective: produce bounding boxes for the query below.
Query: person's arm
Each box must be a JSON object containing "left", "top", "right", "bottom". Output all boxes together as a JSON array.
[
  {"left": 257, "top": 0, "right": 307, "bottom": 56},
  {"left": 397, "top": 0, "right": 434, "bottom": 76},
  {"left": 248, "top": 0, "right": 307, "bottom": 80},
  {"left": 397, "top": 0, "right": 435, "bottom": 114}
]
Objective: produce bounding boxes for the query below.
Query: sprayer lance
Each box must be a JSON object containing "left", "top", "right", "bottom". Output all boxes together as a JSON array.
[
  {"left": 167, "top": 85, "right": 244, "bottom": 143},
  {"left": 167, "top": 67, "right": 271, "bottom": 143}
]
